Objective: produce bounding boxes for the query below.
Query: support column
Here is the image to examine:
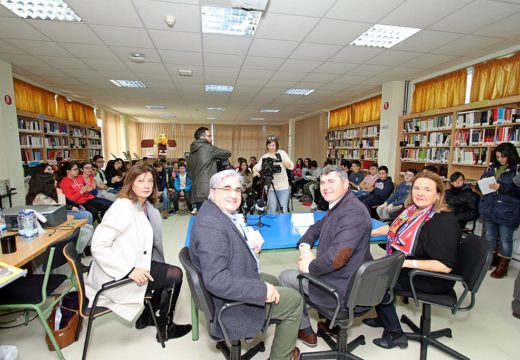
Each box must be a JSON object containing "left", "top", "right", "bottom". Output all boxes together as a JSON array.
[{"left": 0, "top": 60, "right": 25, "bottom": 207}]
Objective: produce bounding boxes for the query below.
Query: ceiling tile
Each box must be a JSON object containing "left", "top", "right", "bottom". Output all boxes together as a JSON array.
[
  {"left": 313, "top": 61, "right": 357, "bottom": 75},
  {"left": 278, "top": 59, "right": 322, "bottom": 73},
  {"left": 149, "top": 30, "right": 202, "bottom": 52},
  {"left": 330, "top": 46, "right": 384, "bottom": 63},
  {"left": 204, "top": 66, "right": 240, "bottom": 79},
  {"left": 271, "top": 71, "right": 308, "bottom": 82},
  {"left": 203, "top": 34, "right": 252, "bottom": 55},
  {"left": 1, "top": 54, "right": 49, "bottom": 67},
  {"left": 392, "top": 30, "right": 463, "bottom": 52},
  {"left": 326, "top": 0, "right": 404, "bottom": 22},
  {"left": 255, "top": 13, "right": 319, "bottom": 41},
  {"left": 67, "top": 0, "right": 143, "bottom": 27},
  {"left": 0, "top": 39, "right": 26, "bottom": 54},
  {"left": 366, "top": 50, "right": 423, "bottom": 66},
  {"left": 126, "top": 61, "right": 168, "bottom": 74},
  {"left": 304, "top": 19, "right": 370, "bottom": 45},
  {"left": 0, "top": 18, "right": 49, "bottom": 41},
  {"left": 401, "top": 53, "right": 460, "bottom": 69},
  {"left": 242, "top": 56, "right": 285, "bottom": 70},
  {"left": 30, "top": 22, "right": 102, "bottom": 44},
  {"left": 112, "top": 47, "right": 162, "bottom": 63},
  {"left": 160, "top": 50, "right": 203, "bottom": 65},
  {"left": 346, "top": 64, "right": 390, "bottom": 76},
  {"left": 82, "top": 58, "right": 128, "bottom": 71},
  {"left": 475, "top": 12, "right": 520, "bottom": 38},
  {"left": 249, "top": 38, "right": 298, "bottom": 58},
  {"left": 268, "top": 0, "right": 336, "bottom": 17},
  {"left": 133, "top": 0, "right": 200, "bottom": 32},
  {"left": 39, "top": 56, "right": 92, "bottom": 70},
  {"left": 90, "top": 25, "right": 153, "bottom": 48},
  {"left": 433, "top": 35, "right": 505, "bottom": 56},
  {"left": 203, "top": 53, "right": 245, "bottom": 67},
  {"left": 290, "top": 43, "right": 342, "bottom": 61},
  {"left": 303, "top": 72, "right": 338, "bottom": 83},
  {"left": 60, "top": 43, "right": 118, "bottom": 60},
  {"left": 4, "top": 39, "right": 71, "bottom": 57}
]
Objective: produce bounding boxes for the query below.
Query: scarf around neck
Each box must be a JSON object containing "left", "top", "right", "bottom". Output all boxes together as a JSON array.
[{"left": 386, "top": 204, "right": 435, "bottom": 256}]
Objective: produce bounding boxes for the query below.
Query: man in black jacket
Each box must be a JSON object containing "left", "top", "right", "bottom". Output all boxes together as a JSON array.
[
  {"left": 278, "top": 165, "right": 372, "bottom": 347},
  {"left": 445, "top": 172, "right": 480, "bottom": 229}
]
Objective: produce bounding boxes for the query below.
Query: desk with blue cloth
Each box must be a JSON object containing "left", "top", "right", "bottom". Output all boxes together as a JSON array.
[{"left": 184, "top": 212, "right": 387, "bottom": 341}]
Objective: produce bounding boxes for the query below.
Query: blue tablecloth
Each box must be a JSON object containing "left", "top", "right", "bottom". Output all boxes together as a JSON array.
[{"left": 184, "top": 211, "right": 387, "bottom": 250}]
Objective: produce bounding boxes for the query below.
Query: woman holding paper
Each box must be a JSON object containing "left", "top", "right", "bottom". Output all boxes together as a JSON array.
[{"left": 479, "top": 142, "right": 520, "bottom": 279}]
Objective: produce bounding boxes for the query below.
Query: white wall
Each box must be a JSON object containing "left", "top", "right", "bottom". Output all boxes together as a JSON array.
[{"left": 0, "top": 59, "right": 25, "bottom": 207}]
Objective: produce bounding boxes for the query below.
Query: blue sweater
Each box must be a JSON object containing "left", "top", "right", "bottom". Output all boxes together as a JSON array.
[{"left": 385, "top": 181, "right": 411, "bottom": 206}]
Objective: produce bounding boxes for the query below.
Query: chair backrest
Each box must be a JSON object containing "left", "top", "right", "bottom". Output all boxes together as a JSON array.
[
  {"left": 178, "top": 247, "right": 215, "bottom": 322},
  {"left": 346, "top": 251, "right": 405, "bottom": 311},
  {"left": 453, "top": 234, "right": 492, "bottom": 293},
  {"left": 42, "top": 228, "right": 80, "bottom": 271},
  {"left": 63, "top": 241, "right": 89, "bottom": 318}
]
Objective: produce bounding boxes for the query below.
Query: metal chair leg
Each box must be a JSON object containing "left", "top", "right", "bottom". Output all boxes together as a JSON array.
[{"left": 146, "top": 299, "right": 165, "bottom": 348}]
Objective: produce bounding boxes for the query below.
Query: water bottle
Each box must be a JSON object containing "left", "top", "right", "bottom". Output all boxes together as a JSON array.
[
  {"left": 23, "top": 210, "right": 35, "bottom": 240},
  {"left": 17, "top": 211, "right": 25, "bottom": 237},
  {"left": 0, "top": 208, "right": 6, "bottom": 237}
]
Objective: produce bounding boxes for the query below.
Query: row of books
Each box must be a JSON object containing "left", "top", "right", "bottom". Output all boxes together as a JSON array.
[
  {"left": 17, "top": 117, "right": 41, "bottom": 132},
  {"left": 46, "top": 150, "right": 69, "bottom": 160},
  {"left": 44, "top": 137, "right": 69, "bottom": 148},
  {"left": 88, "top": 129, "right": 101, "bottom": 139},
  {"left": 404, "top": 115, "right": 452, "bottom": 132},
  {"left": 21, "top": 149, "right": 43, "bottom": 162},
  {"left": 71, "top": 138, "right": 87, "bottom": 148},
  {"left": 402, "top": 132, "right": 451, "bottom": 147},
  {"left": 455, "top": 126, "right": 520, "bottom": 145},
  {"left": 43, "top": 121, "right": 68, "bottom": 135},
  {"left": 361, "top": 126, "right": 379, "bottom": 137},
  {"left": 453, "top": 147, "right": 487, "bottom": 165},
  {"left": 19, "top": 134, "right": 42, "bottom": 147},
  {"left": 89, "top": 149, "right": 102, "bottom": 158},
  {"left": 457, "top": 107, "right": 520, "bottom": 127},
  {"left": 401, "top": 148, "right": 449, "bottom": 163},
  {"left": 70, "top": 126, "right": 87, "bottom": 137}
]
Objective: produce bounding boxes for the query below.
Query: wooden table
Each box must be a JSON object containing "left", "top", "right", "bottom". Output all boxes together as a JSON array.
[{"left": 0, "top": 218, "right": 88, "bottom": 267}]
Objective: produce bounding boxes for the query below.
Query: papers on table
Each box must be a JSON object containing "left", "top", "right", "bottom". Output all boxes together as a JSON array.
[
  {"left": 0, "top": 261, "right": 27, "bottom": 288},
  {"left": 291, "top": 213, "right": 315, "bottom": 237},
  {"left": 477, "top": 176, "right": 497, "bottom": 195}
]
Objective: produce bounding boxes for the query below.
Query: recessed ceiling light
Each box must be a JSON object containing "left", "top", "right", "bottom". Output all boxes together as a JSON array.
[
  {"left": 206, "top": 117, "right": 216, "bottom": 120},
  {"left": 250, "top": 117, "right": 264, "bottom": 121},
  {"left": 178, "top": 69, "right": 193, "bottom": 77},
  {"left": 350, "top": 24, "right": 421, "bottom": 49},
  {"left": 201, "top": 6, "right": 262, "bottom": 37},
  {"left": 130, "top": 53, "right": 146, "bottom": 64},
  {"left": 260, "top": 109, "right": 279, "bottom": 113},
  {"left": 0, "top": 0, "right": 81, "bottom": 21},
  {"left": 110, "top": 80, "right": 147, "bottom": 88},
  {"left": 207, "top": 107, "right": 225, "bottom": 112},
  {"left": 285, "top": 88, "right": 315, "bottom": 96},
  {"left": 145, "top": 105, "right": 167, "bottom": 109},
  {"left": 205, "top": 85, "right": 234, "bottom": 93}
]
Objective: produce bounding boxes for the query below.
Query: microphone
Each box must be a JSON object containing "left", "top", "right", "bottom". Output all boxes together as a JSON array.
[{"left": 255, "top": 199, "right": 266, "bottom": 214}]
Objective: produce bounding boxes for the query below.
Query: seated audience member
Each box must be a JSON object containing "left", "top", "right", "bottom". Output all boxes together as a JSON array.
[
  {"left": 249, "top": 156, "right": 257, "bottom": 170},
  {"left": 237, "top": 160, "right": 253, "bottom": 198},
  {"left": 93, "top": 155, "right": 115, "bottom": 194},
  {"left": 445, "top": 171, "right": 480, "bottom": 229},
  {"left": 59, "top": 162, "right": 112, "bottom": 222},
  {"left": 348, "top": 160, "right": 364, "bottom": 189},
  {"left": 85, "top": 164, "right": 191, "bottom": 342},
  {"left": 377, "top": 169, "right": 417, "bottom": 221},
  {"left": 189, "top": 170, "right": 303, "bottom": 360},
  {"left": 357, "top": 166, "right": 394, "bottom": 211},
  {"left": 354, "top": 163, "right": 379, "bottom": 196},
  {"left": 292, "top": 158, "right": 304, "bottom": 196},
  {"left": 366, "top": 172, "right": 460, "bottom": 350},
  {"left": 170, "top": 163, "right": 193, "bottom": 214},
  {"left": 153, "top": 161, "right": 170, "bottom": 219},
  {"left": 105, "top": 158, "right": 126, "bottom": 190},
  {"left": 279, "top": 165, "right": 372, "bottom": 347},
  {"left": 235, "top": 157, "right": 247, "bottom": 170},
  {"left": 423, "top": 165, "right": 438, "bottom": 174},
  {"left": 80, "top": 162, "right": 117, "bottom": 202},
  {"left": 303, "top": 160, "right": 321, "bottom": 204},
  {"left": 340, "top": 159, "right": 352, "bottom": 175},
  {"left": 27, "top": 172, "right": 93, "bottom": 226}
]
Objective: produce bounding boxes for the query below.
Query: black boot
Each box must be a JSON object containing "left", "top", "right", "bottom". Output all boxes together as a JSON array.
[
  {"left": 156, "top": 284, "right": 191, "bottom": 342},
  {"left": 135, "top": 306, "right": 154, "bottom": 329}
]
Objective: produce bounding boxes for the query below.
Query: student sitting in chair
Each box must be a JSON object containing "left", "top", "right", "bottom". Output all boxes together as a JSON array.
[
  {"left": 445, "top": 171, "right": 480, "bottom": 230},
  {"left": 376, "top": 169, "right": 417, "bottom": 221},
  {"left": 357, "top": 166, "right": 394, "bottom": 211}
]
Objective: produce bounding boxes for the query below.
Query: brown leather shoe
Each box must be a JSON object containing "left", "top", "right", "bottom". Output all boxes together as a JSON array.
[
  {"left": 297, "top": 329, "right": 317, "bottom": 347},
  {"left": 317, "top": 321, "right": 339, "bottom": 335},
  {"left": 491, "top": 257, "right": 510, "bottom": 278}
]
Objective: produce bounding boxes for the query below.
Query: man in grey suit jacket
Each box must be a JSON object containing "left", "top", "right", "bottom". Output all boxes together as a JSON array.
[
  {"left": 279, "top": 165, "right": 372, "bottom": 347},
  {"left": 189, "top": 170, "right": 303, "bottom": 360}
]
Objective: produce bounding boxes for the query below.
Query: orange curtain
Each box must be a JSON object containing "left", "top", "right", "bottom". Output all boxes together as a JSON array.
[
  {"left": 471, "top": 52, "right": 520, "bottom": 102},
  {"left": 13, "top": 79, "right": 57, "bottom": 117},
  {"left": 329, "top": 106, "right": 353, "bottom": 128},
  {"left": 411, "top": 69, "right": 467, "bottom": 113},
  {"left": 352, "top": 96, "right": 381, "bottom": 124}
]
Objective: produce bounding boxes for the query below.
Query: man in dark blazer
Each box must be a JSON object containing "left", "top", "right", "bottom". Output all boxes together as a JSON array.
[
  {"left": 189, "top": 169, "right": 303, "bottom": 360},
  {"left": 279, "top": 165, "right": 373, "bottom": 347}
]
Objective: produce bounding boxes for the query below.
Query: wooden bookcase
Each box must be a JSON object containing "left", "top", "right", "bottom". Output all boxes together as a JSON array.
[
  {"left": 17, "top": 110, "right": 102, "bottom": 165},
  {"left": 396, "top": 95, "right": 520, "bottom": 181},
  {"left": 326, "top": 120, "right": 380, "bottom": 169}
]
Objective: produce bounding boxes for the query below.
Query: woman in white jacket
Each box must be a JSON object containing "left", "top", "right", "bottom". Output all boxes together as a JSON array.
[{"left": 85, "top": 164, "right": 191, "bottom": 342}]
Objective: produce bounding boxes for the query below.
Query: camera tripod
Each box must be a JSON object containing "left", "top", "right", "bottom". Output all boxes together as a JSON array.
[{"left": 262, "top": 175, "right": 284, "bottom": 214}]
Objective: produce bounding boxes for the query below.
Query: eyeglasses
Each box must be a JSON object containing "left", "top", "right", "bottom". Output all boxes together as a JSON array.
[{"left": 213, "top": 186, "right": 242, "bottom": 194}]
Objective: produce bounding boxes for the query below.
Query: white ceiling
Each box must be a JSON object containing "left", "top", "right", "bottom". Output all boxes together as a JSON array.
[{"left": 0, "top": 0, "right": 519, "bottom": 124}]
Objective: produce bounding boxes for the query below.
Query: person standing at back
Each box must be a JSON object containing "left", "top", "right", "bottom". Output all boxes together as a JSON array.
[{"left": 187, "top": 127, "right": 231, "bottom": 214}]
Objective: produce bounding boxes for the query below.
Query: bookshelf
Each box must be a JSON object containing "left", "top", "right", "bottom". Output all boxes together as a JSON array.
[
  {"left": 326, "top": 120, "right": 380, "bottom": 169},
  {"left": 396, "top": 95, "right": 520, "bottom": 181},
  {"left": 17, "top": 110, "right": 102, "bottom": 165}
]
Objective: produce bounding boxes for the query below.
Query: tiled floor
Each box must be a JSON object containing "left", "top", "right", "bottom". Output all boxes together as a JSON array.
[{"left": 1, "top": 201, "right": 519, "bottom": 360}]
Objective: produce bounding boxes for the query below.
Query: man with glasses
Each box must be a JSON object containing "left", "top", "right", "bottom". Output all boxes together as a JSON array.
[
  {"left": 189, "top": 170, "right": 303, "bottom": 360},
  {"left": 187, "top": 127, "right": 231, "bottom": 214}
]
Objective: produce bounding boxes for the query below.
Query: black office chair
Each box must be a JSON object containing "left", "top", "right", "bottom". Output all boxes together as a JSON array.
[
  {"left": 297, "top": 251, "right": 406, "bottom": 360},
  {"left": 0, "top": 229, "right": 79, "bottom": 360},
  {"left": 179, "top": 247, "right": 272, "bottom": 360},
  {"left": 396, "top": 234, "right": 492, "bottom": 360},
  {"left": 63, "top": 242, "right": 165, "bottom": 360}
]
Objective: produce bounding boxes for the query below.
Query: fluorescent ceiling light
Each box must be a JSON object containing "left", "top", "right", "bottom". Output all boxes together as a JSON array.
[
  {"left": 260, "top": 109, "right": 279, "bottom": 113},
  {"left": 207, "top": 107, "right": 225, "bottom": 112},
  {"left": 160, "top": 115, "right": 176, "bottom": 118},
  {"left": 205, "top": 85, "right": 234, "bottom": 93},
  {"left": 350, "top": 24, "right": 421, "bottom": 49},
  {"left": 0, "top": 0, "right": 81, "bottom": 21},
  {"left": 178, "top": 69, "right": 193, "bottom": 77},
  {"left": 250, "top": 117, "right": 264, "bottom": 121},
  {"left": 110, "top": 80, "right": 147, "bottom": 88},
  {"left": 285, "top": 88, "right": 315, "bottom": 96},
  {"left": 145, "top": 105, "right": 167, "bottom": 109},
  {"left": 207, "top": 117, "right": 216, "bottom": 120},
  {"left": 201, "top": 6, "right": 261, "bottom": 37}
]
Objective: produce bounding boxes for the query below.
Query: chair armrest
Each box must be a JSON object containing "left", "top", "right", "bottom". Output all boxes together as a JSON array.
[
  {"left": 101, "top": 277, "right": 134, "bottom": 290},
  {"left": 407, "top": 269, "right": 469, "bottom": 312},
  {"left": 297, "top": 273, "right": 342, "bottom": 327}
]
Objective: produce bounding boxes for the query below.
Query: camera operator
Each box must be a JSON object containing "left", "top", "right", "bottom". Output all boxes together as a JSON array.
[{"left": 253, "top": 135, "right": 294, "bottom": 214}]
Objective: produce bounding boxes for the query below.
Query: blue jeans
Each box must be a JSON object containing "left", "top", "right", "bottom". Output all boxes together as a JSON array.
[
  {"left": 160, "top": 188, "right": 169, "bottom": 210},
  {"left": 267, "top": 188, "right": 289, "bottom": 214},
  {"left": 67, "top": 210, "right": 93, "bottom": 225},
  {"left": 483, "top": 220, "right": 516, "bottom": 257}
]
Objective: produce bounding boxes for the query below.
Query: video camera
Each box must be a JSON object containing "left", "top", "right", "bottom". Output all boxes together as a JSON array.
[{"left": 260, "top": 153, "right": 282, "bottom": 181}]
